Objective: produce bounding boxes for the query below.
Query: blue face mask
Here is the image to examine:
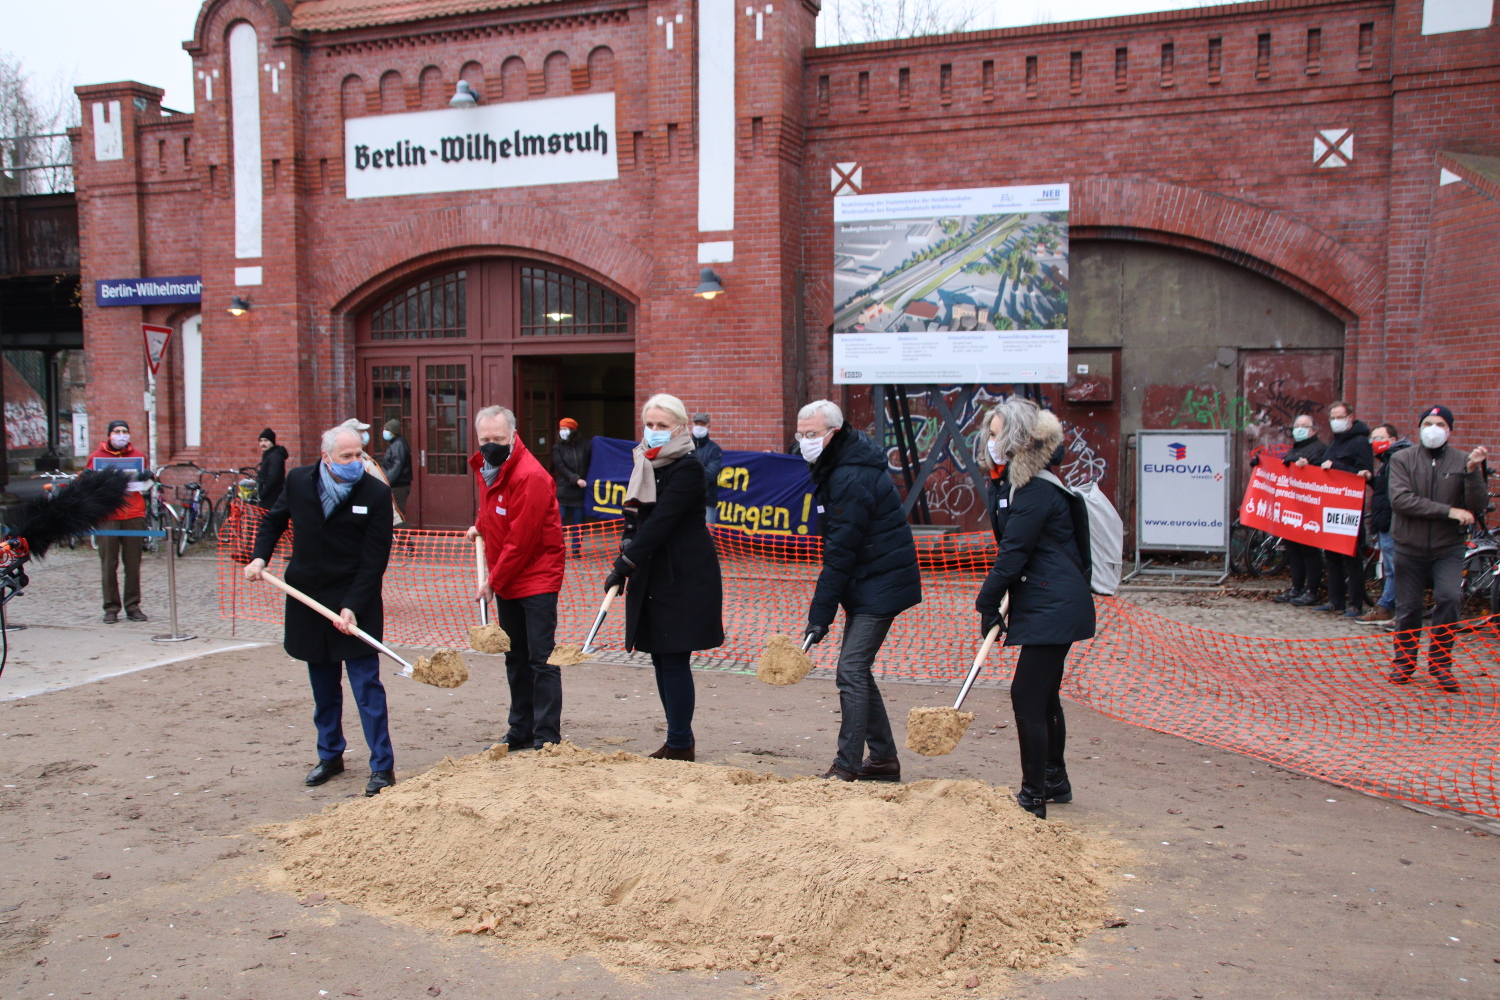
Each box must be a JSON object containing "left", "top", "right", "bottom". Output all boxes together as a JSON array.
[
  {"left": 643, "top": 429, "right": 672, "bottom": 450},
  {"left": 329, "top": 459, "right": 364, "bottom": 483}
]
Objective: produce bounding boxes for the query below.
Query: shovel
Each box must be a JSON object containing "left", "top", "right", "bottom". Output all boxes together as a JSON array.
[
  {"left": 258, "top": 570, "right": 468, "bottom": 688},
  {"left": 906, "top": 595, "right": 1009, "bottom": 756},
  {"left": 548, "top": 584, "right": 620, "bottom": 666},
  {"left": 756, "top": 632, "right": 817, "bottom": 685},
  {"left": 467, "top": 536, "right": 511, "bottom": 654}
]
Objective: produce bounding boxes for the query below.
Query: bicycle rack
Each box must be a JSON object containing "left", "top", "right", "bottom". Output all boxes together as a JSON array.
[{"left": 153, "top": 525, "right": 196, "bottom": 643}]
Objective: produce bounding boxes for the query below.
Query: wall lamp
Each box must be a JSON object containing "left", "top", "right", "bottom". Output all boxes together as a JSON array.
[
  {"left": 693, "top": 268, "right": 725, "bottom": 300},
  {"left": 450, "top": 80, "right": 479, "bottom": 108},
  {"left": 228, "top": 295, "right": 251, "bottom": 316}
]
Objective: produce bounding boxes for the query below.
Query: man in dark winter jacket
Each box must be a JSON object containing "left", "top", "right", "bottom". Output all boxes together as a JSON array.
[
  {"left": 797, "top": 399, "right": 922, "bottom": 784},
  {"left": 378, "top": 419, "right": 412, "bottom": 516},
  {"left": 691, "top": 413, "right": 724, "bottom": 523},
  {"left": 256, "top": 428, "right": 289, "bottom": 509},
  {"left": 1359, "top": 423, "right": 1409, "bottom": 624},
  {"left": 1387, "top": 404, "right": 1489, "bottom": 692},
  {"left": 550, "top": 418, "right": 591, "bottom": 552},
  {"left": 1266, "top": 414, "right": 1329, "bottom": 606},
  {"left": 1314, "top": 401, "right": 1375, "bottom": 617}
]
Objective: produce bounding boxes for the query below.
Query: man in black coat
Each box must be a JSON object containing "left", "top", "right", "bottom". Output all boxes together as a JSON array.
[
  {"left": 256, "top": 428, "right": 288, "bottom": 509},
  {"left": 551, "top": 417, "right": 591, "bottom": 555},
  {"left": 797, "top": 399, "right": 922, "bottom": 783},
  {"left": 1359, "top": 424, "right": 1411, "bottom": 624},
  {"left": 1314, "top": 401, "right": 1375, "bottom": 617},
  {"left": 1264, "top": 414, "right": 1329, "bottom": 606},
  {"left": 378, "top": 418, "right": 412, "bottom": 516},
  {"left": 245, "top": 425, "right": 397, "bottom": 796},
  {"left": 691, "top": 412, "right": 725, "bottom": 522}
]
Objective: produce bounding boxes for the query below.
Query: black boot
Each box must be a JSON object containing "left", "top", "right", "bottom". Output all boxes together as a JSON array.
[
  {"left": 1014, "top": 716, "right": 1048, "bottom": 819},
  {"left": 1044, "top": 704, "right": 1071, "bottom": 803}
]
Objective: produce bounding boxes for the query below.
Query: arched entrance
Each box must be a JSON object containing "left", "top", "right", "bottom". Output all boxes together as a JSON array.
[{"left": 355, "top": 258, "right": 635, "bottom": 529}]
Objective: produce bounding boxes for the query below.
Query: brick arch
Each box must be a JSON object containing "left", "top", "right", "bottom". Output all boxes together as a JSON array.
[
  {"left": 1071, "top": 178, "right": 1381, "bottom": 324},
  {"left": 319, "top": 203, "right": 654, "bottom": 315}
]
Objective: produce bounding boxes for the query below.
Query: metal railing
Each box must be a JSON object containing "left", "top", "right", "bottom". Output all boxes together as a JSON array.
[{"left": 1, "top": 132, "right": 73, "bottom": 195}]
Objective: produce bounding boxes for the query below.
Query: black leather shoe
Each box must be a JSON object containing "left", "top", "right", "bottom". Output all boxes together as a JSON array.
[
  {"left": 125, "top": 608, "right": 148, "bottom": 622},
  {"left": 1429, "top": 665, "right": 1461, "bottom": 694},
  {"left": 1291, "top": 591, "right": 1322, "bottom": 607},
  {"left": 103, "top": 610, "right": 118, "bottom": 624},
  {"left": 821, "top": 763, "right": 858, "bottom": 782},
  {"left": 857, "top": 756, "right": 901, "bottom": 782},
  {"left": 1388, "top": 664, "right": 1415, "bottom": 685},
  {"left": 647, "top": 742, "right": 695, "bottom": 761},
  {"left": 1015, "top": 791, "right": 1047, "bottom": 819},
  {"left": 365, "top": 770, "right": 396, "bottom": 796},
  {"left": 1271, "top": 587, "right": 1299, "bottom": 604},
  {"left": 305, "top": 756, "right": 344, "bottom": 786},
  {"left": 1045, "top": 768, "right": 1073, "bottom": 803}
]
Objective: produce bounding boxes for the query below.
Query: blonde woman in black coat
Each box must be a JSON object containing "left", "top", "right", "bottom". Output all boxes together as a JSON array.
[
  {"left": 976, "top": 398, "right": 1095, "bottom": 818},
  {"left": 605, "top": 393, "right": 725, "bottom": 760}
]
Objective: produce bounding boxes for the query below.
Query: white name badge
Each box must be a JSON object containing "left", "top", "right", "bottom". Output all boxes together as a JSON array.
[
  {"left": 996, "top": 499, "right": 1008, "bottom": 509},
  {"left": 352, "top": 505, "right": 368, "bottom": 514},
  {"left": 496, "top": 506, "right": 507, "bottom": 516}
]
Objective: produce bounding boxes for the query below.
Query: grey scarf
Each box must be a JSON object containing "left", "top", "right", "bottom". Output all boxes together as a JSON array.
[
  {"left": 318, "top": 461, "right": 360, "bottom": 518},
  {"left": 480, "top": 462, "right": 501, "bottom": 488}
]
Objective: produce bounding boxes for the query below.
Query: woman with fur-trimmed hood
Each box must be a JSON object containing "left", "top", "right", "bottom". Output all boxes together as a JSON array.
[{"left": 976, "top": 398, "right": 1096, "bottom": 819}]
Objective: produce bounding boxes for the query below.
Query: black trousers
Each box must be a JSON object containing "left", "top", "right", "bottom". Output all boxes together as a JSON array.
[
  {"left": 1010, "top": 643, "right": 1072, "bottom": 800},
  {"left": 1393, "top": 544, "right": 1465, "bottom": 672},
  {"left": 1286, "top": 541, "right": 1323, "bottom": 594},
  {"left": 497, "top": 591, "right": 562, "bottom": 748},
  {"left": 1325, "top": 548, "right": 1367, "bottom": 611},
  {"left": 651, "top": 651, "right": 696, "bottom": 749}
]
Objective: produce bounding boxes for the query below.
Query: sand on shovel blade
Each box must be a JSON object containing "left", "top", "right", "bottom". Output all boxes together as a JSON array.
[
  {"left": 264, "top": 743, "right": 1121, "bottom": 996},
  {"left": 756, "top": 633, "right": 814, "bottom": 685},
  {"left": 906, "top": 705, "right": 975, "bottom": 756},
  {"left": 411, "top": 648, "right": 468, "bottom": 688},
  {"left": 547, "top": 643, "right": 590, "bottom": 667},
  {"left": 468, "top": 622, "right": 510, "bottom": 654}
]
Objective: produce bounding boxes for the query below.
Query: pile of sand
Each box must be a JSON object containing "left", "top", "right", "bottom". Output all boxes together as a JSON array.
[
  {"left": 905, "top": 706, "right": 976, "bottom": 757},
  {"left": 265, "top": 744, "right": 1118, "bottom": 996},
  {"left": 756, "top": 633, "right": 814, "bottom": 685},
  {"left": 409, "top": 648, "right": 468, "bottom": 688},
  {"left": 547, "top": 642, "right": 591, "bottom": 666},
  {"left": 468, "top": 623, "right": 510, "bottom": 654}
]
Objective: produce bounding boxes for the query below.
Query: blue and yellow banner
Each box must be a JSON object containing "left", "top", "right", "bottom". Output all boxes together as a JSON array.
[{"left": 586, "top": 437, "right": 819, "bottom": 536}]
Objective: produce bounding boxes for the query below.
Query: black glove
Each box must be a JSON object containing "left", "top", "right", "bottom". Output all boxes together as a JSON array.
[
  {"left": 604, "top": 570, "right": 627, "bottom": 594},
  {"left": 979, "top": 608, "right": 1006, "bottom": 638},
  {"left": 804, "top": 622, "right": 830, "bottom": 646},
  {"left": 604, "top": 555, "right": 634, "bottom": 593}
]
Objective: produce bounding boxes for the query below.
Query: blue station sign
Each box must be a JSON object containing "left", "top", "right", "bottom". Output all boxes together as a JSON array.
[{"left": 95, "top": 276, "right": 203, "bottom": 308}]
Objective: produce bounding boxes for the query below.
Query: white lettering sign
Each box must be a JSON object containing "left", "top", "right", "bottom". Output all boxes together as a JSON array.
[
  {"left": 831, "top": 330, "right": 1068, "bottom": 384},
  {"left": 344, "top": 93, "right": 618, "bottom": 200}
]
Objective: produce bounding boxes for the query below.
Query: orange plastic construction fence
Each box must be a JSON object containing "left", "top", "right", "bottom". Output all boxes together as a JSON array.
[{"left": 218, "top": 503, "right": 1500, "bottom": 821}]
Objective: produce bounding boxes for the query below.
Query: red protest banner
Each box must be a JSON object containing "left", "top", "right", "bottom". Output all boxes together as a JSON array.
[{"left": 1239, "top": 462, "right": 1366, "bottom": 556}]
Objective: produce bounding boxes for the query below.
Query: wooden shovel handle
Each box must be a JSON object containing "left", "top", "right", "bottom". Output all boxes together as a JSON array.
[
  {"left": 258, "top": 570, "right": 414, "bottom": 671},
  {"left": 473, "top": 535, "right": 488, "bottom": 586}
]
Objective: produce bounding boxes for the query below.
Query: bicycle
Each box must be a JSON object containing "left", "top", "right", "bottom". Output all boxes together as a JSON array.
[
  {"left": 1230, "top": 520, "right": 1287, "bottom": 577},
  {"left": 205, "top": 467, "right": 258, "bottom": 541},
  {"left": 173, "top": 480, "right": 214, "bottom": 555}
]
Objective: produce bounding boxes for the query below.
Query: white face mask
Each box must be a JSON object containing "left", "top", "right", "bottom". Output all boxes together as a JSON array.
[
  {"left": 1420, "top": 424, "right": 1450, "bottom": 449},
  {"left": 110, "top": 433, "right": 130, "bottom": 449},
  {"left": 359, "top": 430, "right": 370, "bottom": 445},
  {"left": 799, "top": 434, "right": 826, "bottom": 464},
  {"left": 987, "top": 440, "right": 1005, "bottom": 465},
  {"left": 692, "top": 425, "right": 709, "bottom": 439},
  {"left": 382, "top": 429, "right": 393, "bottom": 442},
  {"left": 1329, "top": 418, "right": 1351, "bottom": 434},
  {"left": 558, "top": 428, "right": 571, "bottom": 441}
]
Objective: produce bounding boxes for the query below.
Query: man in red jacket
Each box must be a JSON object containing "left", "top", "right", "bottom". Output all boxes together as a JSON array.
[
  {"left": 87, "top": 419, "right": 151, "bottom": 623},
  {"left": 465, "top": 405, "right": 567, "bottom": 749}
]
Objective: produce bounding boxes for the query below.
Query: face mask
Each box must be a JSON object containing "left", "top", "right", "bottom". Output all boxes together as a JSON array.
[
  {"left": 1371, "top": 438, "right": 1392, "bottom": 455},
  {"left": 1329, "top": 418, "right": 1350, "bottom": 434},
  {"left": 1420, "top": 424, "right": 1449, "bottom": 449},
  {"left": 692, "top": 426, "right": 709, "bottom": 439},
  {"left": 558, "top": 428, "right": 571, "bottom": 441},
  {"left": 986, "top": 440, "right": 1005, "bottom": 464},
  {"left": 329, "top": 459, "right": 364, "bottom": 483},
  {"left": 382, "top": 430, "right": 393, "bottom": 442},
  {"left": 1292, "top": 426, "right": 1312, "bottom": 442},
  {"left": 109, "top": 433, "right": 130, "bottom": 449},
  {"left": 799, "top": 434, "right": 826, "bottom": 464},
  {"left": 479, "top": 442, "right": 511, "bottom": 466},
  {"left": 643, "top": 429, "right": 671, "bottom": 450},
  {"left": 359, "top": 430, "right": 370, "bottom": 446}
]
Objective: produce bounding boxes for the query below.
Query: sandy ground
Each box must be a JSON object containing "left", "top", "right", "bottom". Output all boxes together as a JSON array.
[{"left": 2, "top": 637, "right": 1497, "bottom": 1000}]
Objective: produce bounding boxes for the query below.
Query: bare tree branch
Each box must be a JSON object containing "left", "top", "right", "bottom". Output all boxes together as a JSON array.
[
  {"left": 1, "top": 52, "right": 77, "bottom": 195},
  {"left": 823, "top": 0, "right": 987, "bottom": 45}
]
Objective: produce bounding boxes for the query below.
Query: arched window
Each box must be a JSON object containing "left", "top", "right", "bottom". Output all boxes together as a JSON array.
[
  {"left": 369, "top": 269, "right": 466, "bottom": 340},
  {"left": 520, "top": 266, "right": 628, "bottom": 336}
]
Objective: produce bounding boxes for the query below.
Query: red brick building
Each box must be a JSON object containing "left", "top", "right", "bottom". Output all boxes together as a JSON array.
[{"left": 71, "top": 0, "right": 1498, "bottom": 529}]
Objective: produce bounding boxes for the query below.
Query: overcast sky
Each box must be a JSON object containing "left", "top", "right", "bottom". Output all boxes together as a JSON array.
[{"left": 6, "top": 0, "right": 1239, "bottom": 116}]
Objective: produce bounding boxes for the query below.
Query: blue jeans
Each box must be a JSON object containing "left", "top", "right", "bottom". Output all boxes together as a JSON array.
[
  {"left": 704, "top": 503, "right": 720, "bottom": 524},
  {"left": 560, "top": 505, "right": 586, "bottom": 554},
  {"left": 652, "top": 652, "right": 696, "bottom": 749},
  {"left": 307, "top": 654, "right": 394, "bottom": 772},
  {"left": 1378, "top": 531, "right": 1396, "bottom": 609},
  {"left": 834, "top": 613, "right": 898, "bottom": 773}
]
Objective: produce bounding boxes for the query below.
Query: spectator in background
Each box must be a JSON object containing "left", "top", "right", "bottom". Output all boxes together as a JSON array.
[
  {"left": 1316, "top": 401, "right": 1375, "bottom": 618},
  {"left": 256, "top": 428, "right": 288, "bottom": 509},
  {"left": 378, "top": 419, "right": 412, "bottom": 517},
  {"left": 1387, "top": 405, "right": 1488, "bottom": 693},
  {"left": 1360, "top": 422, "right": 1410, "bottom": 625},
  {"left": 89, "top": 419, "right": 150, "bottom": 624},
  {"left": 1271, "top": 414, "right": 1328, "bottom": 606},
  {"left": 551, "top": 417, "right": 591, "bottom": 556},
  {"left": 691, "top": 412, "right": 724, "bottom": 523}
]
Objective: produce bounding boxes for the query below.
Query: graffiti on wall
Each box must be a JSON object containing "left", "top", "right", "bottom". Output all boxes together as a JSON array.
[{"left": 1145, "top": 378, "right": 1325, "bottom": 434}]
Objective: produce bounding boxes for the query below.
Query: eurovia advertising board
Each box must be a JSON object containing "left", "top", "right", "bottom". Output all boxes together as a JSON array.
[
  {"left": 344, "top": 92, "right": 617, "bottom": 200},
  {"left": 1135, "top": 429, "right": 1231, "bottom": 552}
]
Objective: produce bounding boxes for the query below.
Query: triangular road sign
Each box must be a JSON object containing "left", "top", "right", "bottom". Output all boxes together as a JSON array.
[{"left": 142, "top": 323, "right": 173, "bottom": 376}]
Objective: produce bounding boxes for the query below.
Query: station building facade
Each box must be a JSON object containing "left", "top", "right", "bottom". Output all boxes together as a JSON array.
[{"left": 72, "top": 0, "right": 1498, "bottom": 529}]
